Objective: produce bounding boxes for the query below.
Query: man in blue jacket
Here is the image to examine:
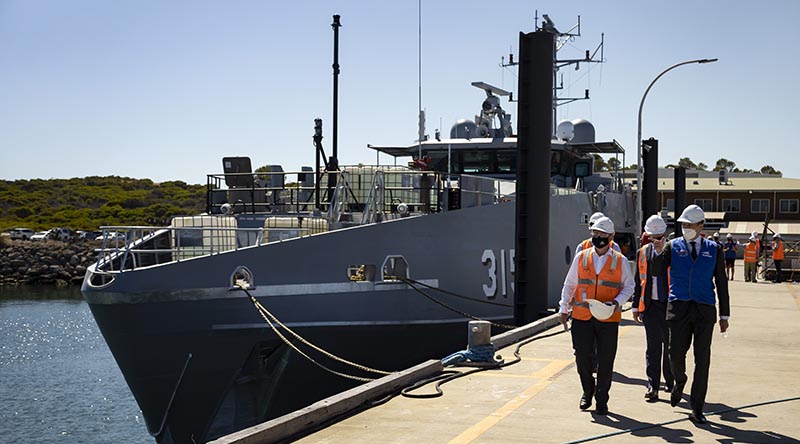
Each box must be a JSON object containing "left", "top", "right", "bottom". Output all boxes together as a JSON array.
[{"left": 651, "top": 205, "right": 730, "bottom": 424}]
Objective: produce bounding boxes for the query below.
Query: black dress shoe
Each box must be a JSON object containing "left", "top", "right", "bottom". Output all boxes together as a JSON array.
[
  {"left": 689, "top": 410, "right": 708, "bottom": 424},
  {"left": 579, "top": 393, "right": 593, "bottom": 410},
  {"left": 644, "top": 388, "right": 659, "bottom": 401},
  {"left": 670, "top": 391, "right": 681, "bottom": 407},
  {"left": 595, "top": 404, "right": 608, "bottom": 415}
]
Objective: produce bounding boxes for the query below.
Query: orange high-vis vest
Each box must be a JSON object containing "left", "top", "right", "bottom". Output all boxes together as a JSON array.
[
  {"left": 744, "top": 242, "right": 758, "bottom": 263},
  {"left": 773, "top": 241, "right": 785, "bottom": 260},
  {"left": 579, "top": 238, "right": 615, "bottom": 251},
  {"left": 637, "top": 245, "right": 649, "bottom": 312},
  {"left": 636, "top": 244, "right": 669, "bottom": 312},
  {"left": 572, "top": 249, "right": 624, "bottom": 323}
]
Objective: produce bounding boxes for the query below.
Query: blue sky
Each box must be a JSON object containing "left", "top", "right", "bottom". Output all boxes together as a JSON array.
[{"left": 1, "top": 1, "right": 798, "bottom": 184}]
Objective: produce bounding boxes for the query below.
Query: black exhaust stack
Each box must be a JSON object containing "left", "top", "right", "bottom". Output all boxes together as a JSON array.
[
  {"left": 642, "top": 137, "right": 659, "bottom": 227},
  {"left": 514, "top": 29, "right": 554, "bottom": 326},
  {"left": 326, "top": 14, "right": 342, "bottom": 197}
]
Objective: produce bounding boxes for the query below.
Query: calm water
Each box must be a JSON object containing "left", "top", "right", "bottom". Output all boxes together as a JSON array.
[{"left": 0, "top": 286, "right": 152, "bottom": 444}]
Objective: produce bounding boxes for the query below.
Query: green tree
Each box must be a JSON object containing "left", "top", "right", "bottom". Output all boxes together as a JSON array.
[
  {"left": 607, "top": 157, "right": 621, "bottom": 170},
  {"left": 678, "top": 157, "right": 698, "bottom": 169},
  {"left": 760, "top": 165, "right": 782, "bottom": 175},
  {"left": 593, "top": 154, "right": 609, "bottom": 172},
  {"left": 697, "top": 162, "right": 708, "bottom": 171},
  {"left": 713, "top": 158, "right": 736, "bottom": 172}
]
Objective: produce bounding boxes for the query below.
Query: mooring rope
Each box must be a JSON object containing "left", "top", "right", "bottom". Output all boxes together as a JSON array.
[
  {"left": 400, "top": 327, "right": 567, "bottom": 399},
  {"left": 400, "top": 277, "right": 517, "bottom": 330},
  {"left": 401, "top": 277, "right": 514, "bottom": 307},
  {"left": 238, "top": 285, "right": 392, "bottom": 382}
]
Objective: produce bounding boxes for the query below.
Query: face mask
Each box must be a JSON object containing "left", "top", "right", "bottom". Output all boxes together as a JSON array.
[
  {"left": 683, "top": 228, "right": 697, "bottom": 240},
  {"left": 591, "top": 236, "right": 610, "bottom": 249}
]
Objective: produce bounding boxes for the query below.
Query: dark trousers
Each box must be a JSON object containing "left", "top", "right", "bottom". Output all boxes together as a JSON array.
[
  {"left": 571, "top": 318, "right": 619, "bottom": 407},
  {"left": 667, "top": 300, "right": 715, "bottom": 412},
  {"left": 775, "top": 259, "right": 783, "bottom": 283},
  {"left": 642, "top": 300, "right": 674, "bottom": 391}
]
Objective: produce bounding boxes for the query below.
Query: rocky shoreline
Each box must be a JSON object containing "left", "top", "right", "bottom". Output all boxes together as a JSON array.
[{"left": 0, "top": 240, "right": 98, "bottom": 286}]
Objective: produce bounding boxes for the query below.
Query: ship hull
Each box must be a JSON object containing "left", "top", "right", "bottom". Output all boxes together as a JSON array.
[
  {"left": 83, "top": 198, "right": 621, "bottom": 443},
  {"left": 88, "top": 297, "right": 488, "bottom": 442}
]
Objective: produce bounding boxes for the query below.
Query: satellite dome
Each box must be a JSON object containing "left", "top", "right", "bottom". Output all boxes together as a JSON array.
[
  {"left": 450, "top": 119, "right": 478, "bottom": 139},
  {"left": 556, "top": 120, "right": 574, "bottom": 141},
  {"left": 571, "top": 119, "right": 595, "bottom": 143}
]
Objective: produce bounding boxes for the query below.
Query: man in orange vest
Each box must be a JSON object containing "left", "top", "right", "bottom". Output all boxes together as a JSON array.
[
  {"left": 632, "top": 215, "right": 674, "bottom": 401},
  {"left": 559, "top": 216, "right": 634, "bottom": 415},
  {"left": 772, "top": 233, "right": 785, "bottom": 283},
  {"left": 743, "top": 235, "right": 759, "bottom": 282}
]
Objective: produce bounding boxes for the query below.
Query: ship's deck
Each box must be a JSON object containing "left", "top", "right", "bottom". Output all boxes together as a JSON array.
[{"left": 213, "top": 263, "right": 800, "bottom": 444}]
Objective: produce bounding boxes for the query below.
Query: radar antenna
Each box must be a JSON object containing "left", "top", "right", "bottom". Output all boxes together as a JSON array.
[{"left": 470, "top": 82, "right": 513, "bottom": 138}]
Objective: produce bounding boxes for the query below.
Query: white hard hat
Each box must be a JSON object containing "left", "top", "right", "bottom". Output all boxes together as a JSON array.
[
  {"left": 644, "top": 214, "right": 667, "bottom": 235},
  {"left": 749, "top": 235, "right": 757, "bottom": 241},
  {"left": 713, "top": 232, "right": 720, "bottom": 239},
  {"left": 588, "top": 212, "right": 605, "bottom": 227},
  {"left": 726, "top": 233, "right": 733, "bottom": 239},
  {"left": 752, "top": 231, "right": 759, "bottom": 237},
  {"left": 586, "top": 299, "right": 615, "bottom": 321},
  {"left": 773, "top": 233, "right": 782, "bottom": 239},
  {"left": 591, "top": 216, "right": 615, "bottom": 234},
  {"left": 677, "top": 204, "right": 705, "bottom": 224}
]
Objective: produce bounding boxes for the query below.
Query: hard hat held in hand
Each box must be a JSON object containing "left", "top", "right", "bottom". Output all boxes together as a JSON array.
[
  {"left": 586, "top": 299, "right": 616, "bottom": 321},
  {"left": 677, "top": 204, "right": 705, "bottom": 224},
  {"left": 644, "top": 214, "right": 667, "bottom": 235}
]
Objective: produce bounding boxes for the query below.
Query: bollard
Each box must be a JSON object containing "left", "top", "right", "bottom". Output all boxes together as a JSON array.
[{"left": 467, "top": 320, "right": 492, "bottom": 349}]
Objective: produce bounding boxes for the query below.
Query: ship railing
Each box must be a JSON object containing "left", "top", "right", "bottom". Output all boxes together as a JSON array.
[
  {"left": 92, "top": 223, "right": 310, "bottom": 274},
  {"left": 204, "top": 167, "right": 520, "bottom": 225},
  {"left": 455, "top": 174, "right": 516, "bottom": 208},
  {"left": 551, "top": 185, "right": 582, "bottom": 196},
  {"left": 205, "top": 167, "right": 449, "bottom": 218}
]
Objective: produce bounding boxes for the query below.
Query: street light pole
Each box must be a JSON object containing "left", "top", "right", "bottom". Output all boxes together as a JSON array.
[{"left": 636, "top": 58, "right": 718, "bottom": 239}]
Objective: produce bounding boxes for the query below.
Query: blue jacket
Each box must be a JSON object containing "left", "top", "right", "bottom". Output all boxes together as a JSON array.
[
  {"left": 668, "top": 237, "right": 718, "bottom": 305},
  {"left": 724, "top": 240, "right": 738, "bottom": 259}
]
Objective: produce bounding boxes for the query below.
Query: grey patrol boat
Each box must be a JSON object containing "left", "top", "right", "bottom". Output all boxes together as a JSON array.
[{"left": 82, "top": 17, "right": 635, "bottom": 444}]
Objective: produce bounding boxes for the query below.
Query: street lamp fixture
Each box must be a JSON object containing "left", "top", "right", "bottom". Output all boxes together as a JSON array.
[{"left": 636, "top": 58, "right": 718, "bottom": 239}]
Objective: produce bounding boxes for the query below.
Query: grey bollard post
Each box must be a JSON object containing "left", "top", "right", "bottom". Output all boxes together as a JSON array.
[{"left": 467, "top": 320, "right": 492, "bottom": 349}]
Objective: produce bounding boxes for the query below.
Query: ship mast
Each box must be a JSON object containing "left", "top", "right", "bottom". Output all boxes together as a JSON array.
[{"left": 502, "top": 13, "right": 605, "bottom": 137}]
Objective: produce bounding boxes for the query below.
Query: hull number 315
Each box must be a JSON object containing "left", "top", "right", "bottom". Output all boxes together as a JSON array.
[{"left": 481, "top": 249, "right": 515, "bottom": 298}]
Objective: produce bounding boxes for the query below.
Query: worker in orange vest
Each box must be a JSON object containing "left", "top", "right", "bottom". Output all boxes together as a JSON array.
[
  {"left": 559, "top": 216, "right": 634, "bottom": 415},
  {"left": 772, "top": 233, "right": 785, "bottom": 283},
  {"left": 632, "top": 215, "right": 673, "bottom": 401},
  {"left": 743, "top": 235, "right": 759, "bottom": 282}
]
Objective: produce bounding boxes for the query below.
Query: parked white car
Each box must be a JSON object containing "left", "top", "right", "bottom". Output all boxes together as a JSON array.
[
  {"left": 31, "top": 230, "right": 51, "bottom": 241},
  {"left": 49, "top": 227, "right": 72, "bottom": 241},
  {"left": 9, "top": 228, "right": 35, "bottom": 240}
]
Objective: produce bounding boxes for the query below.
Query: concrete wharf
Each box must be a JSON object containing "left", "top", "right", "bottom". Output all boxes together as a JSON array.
[{"left": 213, "top": 265, "right": 800, "bottom": 444}]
